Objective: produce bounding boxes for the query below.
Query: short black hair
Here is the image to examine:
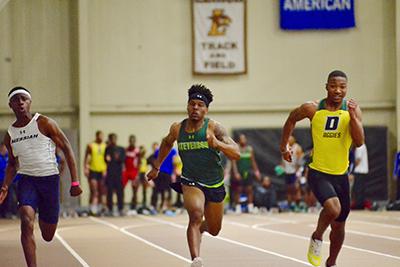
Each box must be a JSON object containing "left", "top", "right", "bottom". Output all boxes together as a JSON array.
[
  {"left": 188, "top": 84, "right": 213, "bottom": 105},
  {"left": 327, "top": 70, "right": 347, "bottom": 81},
  {"left": 8, "top": 86, "right": 30, "bottom": 97},
  {"left": 95, "top": 130, "right": 102, "bottom": 137},
  {"left": 108, "top": 133, "right": 117, "bottom": 140}
]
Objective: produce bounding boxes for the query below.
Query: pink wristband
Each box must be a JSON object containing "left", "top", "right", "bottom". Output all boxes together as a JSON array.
[{"left": 71, "top": 181, "right": 80, "bottom": 187}]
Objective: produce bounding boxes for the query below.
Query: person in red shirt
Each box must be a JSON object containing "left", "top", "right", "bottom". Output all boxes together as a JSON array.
[{"left": 123, "top": 135, "right": 141, "bottom": 211}]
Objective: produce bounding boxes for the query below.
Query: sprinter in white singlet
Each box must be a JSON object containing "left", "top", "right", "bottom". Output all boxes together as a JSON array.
[{"left": 0, "top": 87, "right": 82, "bottom": 267}]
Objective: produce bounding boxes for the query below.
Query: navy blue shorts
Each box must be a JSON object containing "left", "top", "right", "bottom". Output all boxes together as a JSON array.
[
  {"left": 284, "top": 173, "right": 297, "bottom": 185},
  {"left": 17, "top": 174, "right": 60, "bottom": 224}
]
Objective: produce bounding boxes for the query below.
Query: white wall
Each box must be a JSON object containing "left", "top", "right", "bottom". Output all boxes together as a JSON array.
[
  {"left": 83, "top": 0, "right": 396, "bottom": 152},
  {"left": 85, "top": 0, "right": 395, "bottom": 108},
  {"left": 0, "top": 0, "right": 78, "bottom": 129}
]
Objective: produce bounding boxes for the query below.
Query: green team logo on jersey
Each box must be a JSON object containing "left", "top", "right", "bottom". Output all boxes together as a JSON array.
[{"left": 178, "top": 141, "right": 209, "bottom": 151}]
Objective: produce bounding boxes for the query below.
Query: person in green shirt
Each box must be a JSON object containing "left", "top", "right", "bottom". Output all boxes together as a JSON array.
[
  {"left": 147, "top": 84, "right": 240, "bottom": 267},
  {"left": 232, "top": 134, "right": 261, "bottom": 213}
]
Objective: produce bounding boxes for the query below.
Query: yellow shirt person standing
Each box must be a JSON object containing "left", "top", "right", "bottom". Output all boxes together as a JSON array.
[{"left": 84, "top": 131, "right": 107, "bottom": 215}]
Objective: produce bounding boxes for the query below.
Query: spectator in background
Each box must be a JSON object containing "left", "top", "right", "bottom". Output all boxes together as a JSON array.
[
  {"left": 394, "top": 151, "right": 400, "bottom": 200},
  {"left": 0, "top": 141, "right": 17, "bottom": 218},
  {"left": 147, "top": 142, "right": 159, "bottom": 169},
  {"left": 347, "top": 146, "right": 356, "bottom": 200},
  {"left": 254, "top": 176, "right": 277, "bottom": 212},
  {"left": 172, "top": 155, "right": 184, "bottom": 208},
  {"left": 151, "top": 147, "right": 177, "bottom": 212},
  {"left": 84, "top": 131, "right": 107, "bottom": 215},
  {"left": 352, "top": 144, "right": 369, "bottom": 209},
  {"left": 123, "top": 135, "right": 140, "bottom": 212},
  {"left": 137, "top": 146, "right": 151, "bottom": 214},
  {"left": 281, "top": 135, "right": 303, "bottom": 211},
  {"left": 147, "top": 142, "right": 159, "bottom": 213},
  {"left": 56, "top": 148, "right": 66, "bottom": 174},
  {"left": 105, "top": 133, "right": 125, "bottom": 216},
  {"left": 0, "top": 142, "right": 9, "bottom": 217},
  {"left": 300, "top": 149, "right": 318, "bottom": 212},
  {"left": 232, "top": 134, "right": 261, "bottom": 213}
]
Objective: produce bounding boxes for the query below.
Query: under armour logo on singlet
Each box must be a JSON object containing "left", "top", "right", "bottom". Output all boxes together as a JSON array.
[{"left": 20, "top": 130, "right": 25, "bottom": 135}]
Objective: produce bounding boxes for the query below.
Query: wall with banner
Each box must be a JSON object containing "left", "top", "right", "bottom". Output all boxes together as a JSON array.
[{"left": 0, "top": 0, "right": 397, "bottom": 202}]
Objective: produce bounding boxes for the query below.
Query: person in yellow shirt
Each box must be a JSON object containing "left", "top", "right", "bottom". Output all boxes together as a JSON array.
[
  {"left": 280, "top": 70, "right": 364, "bottom": 267},
  {"left": 84, "top": 131, "right": 107, "bottom": 215}
]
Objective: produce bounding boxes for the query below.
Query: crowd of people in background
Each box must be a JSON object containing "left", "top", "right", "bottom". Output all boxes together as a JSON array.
[
  {"left": 80, "top": 131, "right": 317, "bottom": 216},
  {"left": 0, "top": 130, "right": 375, "bottom": 219},
  {"left": 83, "top": 131, "right": 184, "bottom": 217}
]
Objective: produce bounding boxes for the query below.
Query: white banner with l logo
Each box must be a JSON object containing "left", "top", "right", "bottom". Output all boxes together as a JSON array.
[{"left": 192, "top": 0, "right": 247, "bottom": 75}]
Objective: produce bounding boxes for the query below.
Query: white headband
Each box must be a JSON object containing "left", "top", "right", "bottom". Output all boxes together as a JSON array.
[{"left": 8, "top": 89, "right": 31, "bottom": 101}]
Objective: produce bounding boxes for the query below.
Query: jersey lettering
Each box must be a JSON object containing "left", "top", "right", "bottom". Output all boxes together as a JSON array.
[{"left": 325, "top": 116, "right": 339, "bottom": 131}]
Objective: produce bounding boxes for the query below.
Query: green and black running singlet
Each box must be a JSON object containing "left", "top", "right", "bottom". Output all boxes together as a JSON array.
[
  {"left": 177, "top": 118, "right": 224, "bottom": 188},
  {"left": 237, "top": 146, "right": 252, "bottom": 179}
]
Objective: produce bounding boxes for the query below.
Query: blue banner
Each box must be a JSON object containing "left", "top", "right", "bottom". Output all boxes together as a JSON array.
[{"left": 280, "top": 0, "right": 355, "bottom": 30}]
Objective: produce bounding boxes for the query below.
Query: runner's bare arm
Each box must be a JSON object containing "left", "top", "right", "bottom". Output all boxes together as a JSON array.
[
  {"left": 347, "top": 99, "right": 364, "bottom": 147},
  {"left": 210, "top": 121, "right": 240, "bottom": 161},
  {"left": 147, "top": 122, "right": 180, "bottom": 181},
  {"left": 38, "top": 116, "right": 82, "bottom": 196},
  {"left": 280, "top": 102, "right": 316, "bottom": 162}
]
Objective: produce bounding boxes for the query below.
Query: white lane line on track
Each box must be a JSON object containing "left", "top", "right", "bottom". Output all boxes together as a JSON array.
[
  {"left": 242, "top": 223, "right": 400, "bottom": 260},
  {"left": 246, "top": 214, "right": 300, "bottom": 224},
  {"left": 306, "top": 224, "right": 400, "bottom": 242},
  {"left": 228, "top": 219, "right": 294, "bottom": 227},
  {"left": 57, "top": 225, "right": 83, "bottom": 232},
  {"left": 89, "top": 217, "right": 191, "bottom": 263},
  {"left": 346, "top": 230, "right": 400, "bottom": 242},
  {"left": 139, "top": 216, "right": 186, "bottom": 229},
  {"left": 351, "top": 220, "right": 400, "bottom": 229},
  {"left": 140, "top": 216, "right": 311, "bottom": 266},
  {"left": 55, "top": 232, "right": 90, "bottom": 267},
  {"left": 350, "top": 213, "right": 400, "bottom": 222},
  {"left": 225, "top": 221, "right": 251, "bottom": 228}
]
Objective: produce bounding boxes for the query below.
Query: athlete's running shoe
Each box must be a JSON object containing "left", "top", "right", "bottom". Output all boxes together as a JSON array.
[
  {"left": 191, "top": 257, "right": 203, "bottom": 267},
  {"left": 307, "top": 238, "right": 322, "bottom": 266}
]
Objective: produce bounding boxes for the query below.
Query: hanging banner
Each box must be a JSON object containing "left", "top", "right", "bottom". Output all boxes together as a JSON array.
[
  {"left": 280, "top": 0, "right": 356, "bottom": 30},
  {"left": 192, "top": 0, "right": 247, "bottom": 75}
]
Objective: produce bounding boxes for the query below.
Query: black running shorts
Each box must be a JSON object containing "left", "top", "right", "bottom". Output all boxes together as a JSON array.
[
  {"left": 174, "top": 178, "right": 226, "bottom": 203},
  {"left": 308, "top": 168, "right": 350, "bottom": 222}
]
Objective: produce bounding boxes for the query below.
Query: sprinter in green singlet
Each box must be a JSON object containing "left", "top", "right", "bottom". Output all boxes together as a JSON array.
[{"left": 147, "top": 84, "right": 240, "bottom": 267}]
